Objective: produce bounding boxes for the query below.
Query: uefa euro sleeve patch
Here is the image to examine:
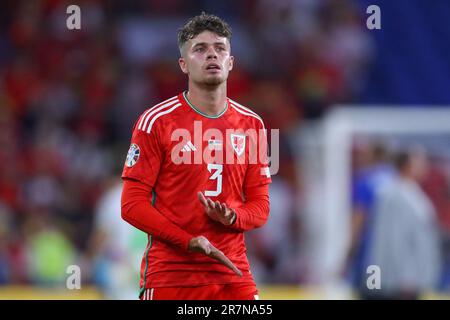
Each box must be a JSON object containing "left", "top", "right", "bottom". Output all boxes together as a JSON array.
[{"left": 125, "top": 143, "right": 140, "bottom": 167}]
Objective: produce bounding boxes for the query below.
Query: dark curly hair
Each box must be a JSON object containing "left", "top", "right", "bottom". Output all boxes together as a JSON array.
[{"left": 178, "top": 12, "right": 232, "bottom": 53}]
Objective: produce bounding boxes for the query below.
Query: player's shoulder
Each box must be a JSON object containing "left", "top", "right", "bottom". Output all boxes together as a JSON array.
[
  {"left": 227, "top": 98, "right": 266, "bottom": 129},
  {"left": 133, "top": 94, "right": 183, "bottom": 134}
]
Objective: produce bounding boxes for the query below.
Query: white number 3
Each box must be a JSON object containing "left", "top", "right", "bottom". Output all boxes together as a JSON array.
[{"left": 205, "top": 164, "right": 223, "bottom": 197}]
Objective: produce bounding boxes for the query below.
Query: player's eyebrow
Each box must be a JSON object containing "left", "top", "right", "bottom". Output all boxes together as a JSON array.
[{"left": 192, "top": 42, "right": 227, "bottom": 48}]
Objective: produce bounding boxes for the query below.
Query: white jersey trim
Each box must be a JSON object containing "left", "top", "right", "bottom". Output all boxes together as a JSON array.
[
  {"left": 146, "top": 103, "right": 182, "bottom": 133},
  {"left": 229, "top": 102, "right": 266, "bottom": 133},
  {"left": 138, "top": 96, "right": 178, "bottom": 131},
  {"left": 229, "top": 99, "right": 261, "bottom": 118}
]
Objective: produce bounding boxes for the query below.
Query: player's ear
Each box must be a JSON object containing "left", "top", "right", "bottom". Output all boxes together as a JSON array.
[
  {"left": 228, "top": 55, "right": 234, "bottom": 71},
  {"left": 179, "top": 57, "right": 188, "bottom": 74}
]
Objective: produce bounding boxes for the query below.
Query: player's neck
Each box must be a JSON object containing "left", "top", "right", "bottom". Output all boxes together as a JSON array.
[{"left": 185, "top": 84, "right": 227, "bottom": 117}]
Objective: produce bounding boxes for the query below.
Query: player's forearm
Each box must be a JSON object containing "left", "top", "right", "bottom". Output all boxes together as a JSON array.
[
  {"left": 229, "top": 184, "right": 270, "bottom": 232},
  {"left": 121, "top": 179, "right": 193, "bottom": 250}
]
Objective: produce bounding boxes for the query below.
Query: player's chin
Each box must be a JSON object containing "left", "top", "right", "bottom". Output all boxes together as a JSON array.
[{"left": 201, "top": 74, "right": 226, "bottom": 86}]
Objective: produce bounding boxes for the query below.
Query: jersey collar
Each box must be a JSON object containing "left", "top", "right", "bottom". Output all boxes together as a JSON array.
[{"left": 182, "top": 91, "right": 228, "bottom": 119}]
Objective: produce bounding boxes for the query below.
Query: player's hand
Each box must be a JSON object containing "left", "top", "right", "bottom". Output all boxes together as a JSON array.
[
  {"left": 188, "top": 236, "right": 243, "bottom": 277},
  {"left": 197, "top": 192, "right": 236, "bottom": 226}
]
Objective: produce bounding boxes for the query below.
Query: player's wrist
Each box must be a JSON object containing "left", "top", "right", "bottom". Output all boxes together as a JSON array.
[{"left": 229, "top": 210, "right": 237, "bottom": 225}]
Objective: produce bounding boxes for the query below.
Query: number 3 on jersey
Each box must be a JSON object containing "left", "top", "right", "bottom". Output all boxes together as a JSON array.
[{"left": 205, "top": 163, "right": 223, "bottom": 197}]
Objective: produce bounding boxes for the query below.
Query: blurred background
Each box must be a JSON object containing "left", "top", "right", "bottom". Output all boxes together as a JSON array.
[{"left": 1, "top": 0, "right": 450, "bottom": 299}]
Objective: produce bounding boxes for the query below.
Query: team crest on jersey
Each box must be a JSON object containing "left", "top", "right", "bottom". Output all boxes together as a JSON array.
[
  {"left": 230, "top": 134, "right": 246, "bottom": 156},
  {"left": 125, "top": 143, "right": 140, "bottom": 167}
]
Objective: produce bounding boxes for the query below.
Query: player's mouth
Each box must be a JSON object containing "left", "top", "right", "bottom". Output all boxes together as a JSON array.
[{"left": 205, "top": 63, "right": 221, "bottom": 72}]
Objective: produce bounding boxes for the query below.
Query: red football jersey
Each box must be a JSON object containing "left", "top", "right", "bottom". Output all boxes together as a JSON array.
[{"left": 122, "top": 91, "right": 272, "bottom": 289}]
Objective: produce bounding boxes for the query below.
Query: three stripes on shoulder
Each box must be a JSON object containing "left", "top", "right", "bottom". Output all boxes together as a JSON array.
[{"left": 137, "top": 96, "right": 181, "bottom": 134}]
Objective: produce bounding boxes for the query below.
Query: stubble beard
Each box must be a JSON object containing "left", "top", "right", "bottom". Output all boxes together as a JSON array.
[
  {"left": 202, "top": 74, "right": 225, "bottom": 86},
  {"left": 189, "top": 69, "right": 228, "bottom": 89}
]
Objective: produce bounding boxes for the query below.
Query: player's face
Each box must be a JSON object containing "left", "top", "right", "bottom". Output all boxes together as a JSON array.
[
  {"left": 410, "top": 150, "right": 428, "bottom": 181},
  {"left": 179, "top": 31, "right": 234, "bottom": 86}
]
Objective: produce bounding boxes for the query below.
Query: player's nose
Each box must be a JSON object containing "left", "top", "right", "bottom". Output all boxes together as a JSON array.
[{"left": 206, "top": 47, "right": 218, "bottom": 60}]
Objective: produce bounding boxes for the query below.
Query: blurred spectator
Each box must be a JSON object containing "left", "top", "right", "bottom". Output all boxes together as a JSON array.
[
  {"left": 23, "top": 209, "right": 76, "bottom": 286},
  {"left": 86, "top": 178, "right": 147, "bottom": 299},
  {"left": 345, "top": 142, "right": 395, "bottom": 295},
  {"left": 367, "top": 147, "right": 441, "bottom": 299}
]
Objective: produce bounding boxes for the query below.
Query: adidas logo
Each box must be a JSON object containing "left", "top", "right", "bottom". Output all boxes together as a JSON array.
[{"left": 181, "top": 141, "right": 197, "bottom": 152}]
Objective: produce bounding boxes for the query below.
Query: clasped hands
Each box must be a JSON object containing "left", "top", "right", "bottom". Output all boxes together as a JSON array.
[{"left": 187, "top": 192, "right": 241, "bottom": 277}]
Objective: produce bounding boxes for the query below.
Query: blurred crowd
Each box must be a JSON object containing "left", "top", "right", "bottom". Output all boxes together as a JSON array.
[{"left": 5, "top": 0, "right": 448, "bottom": 300}]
